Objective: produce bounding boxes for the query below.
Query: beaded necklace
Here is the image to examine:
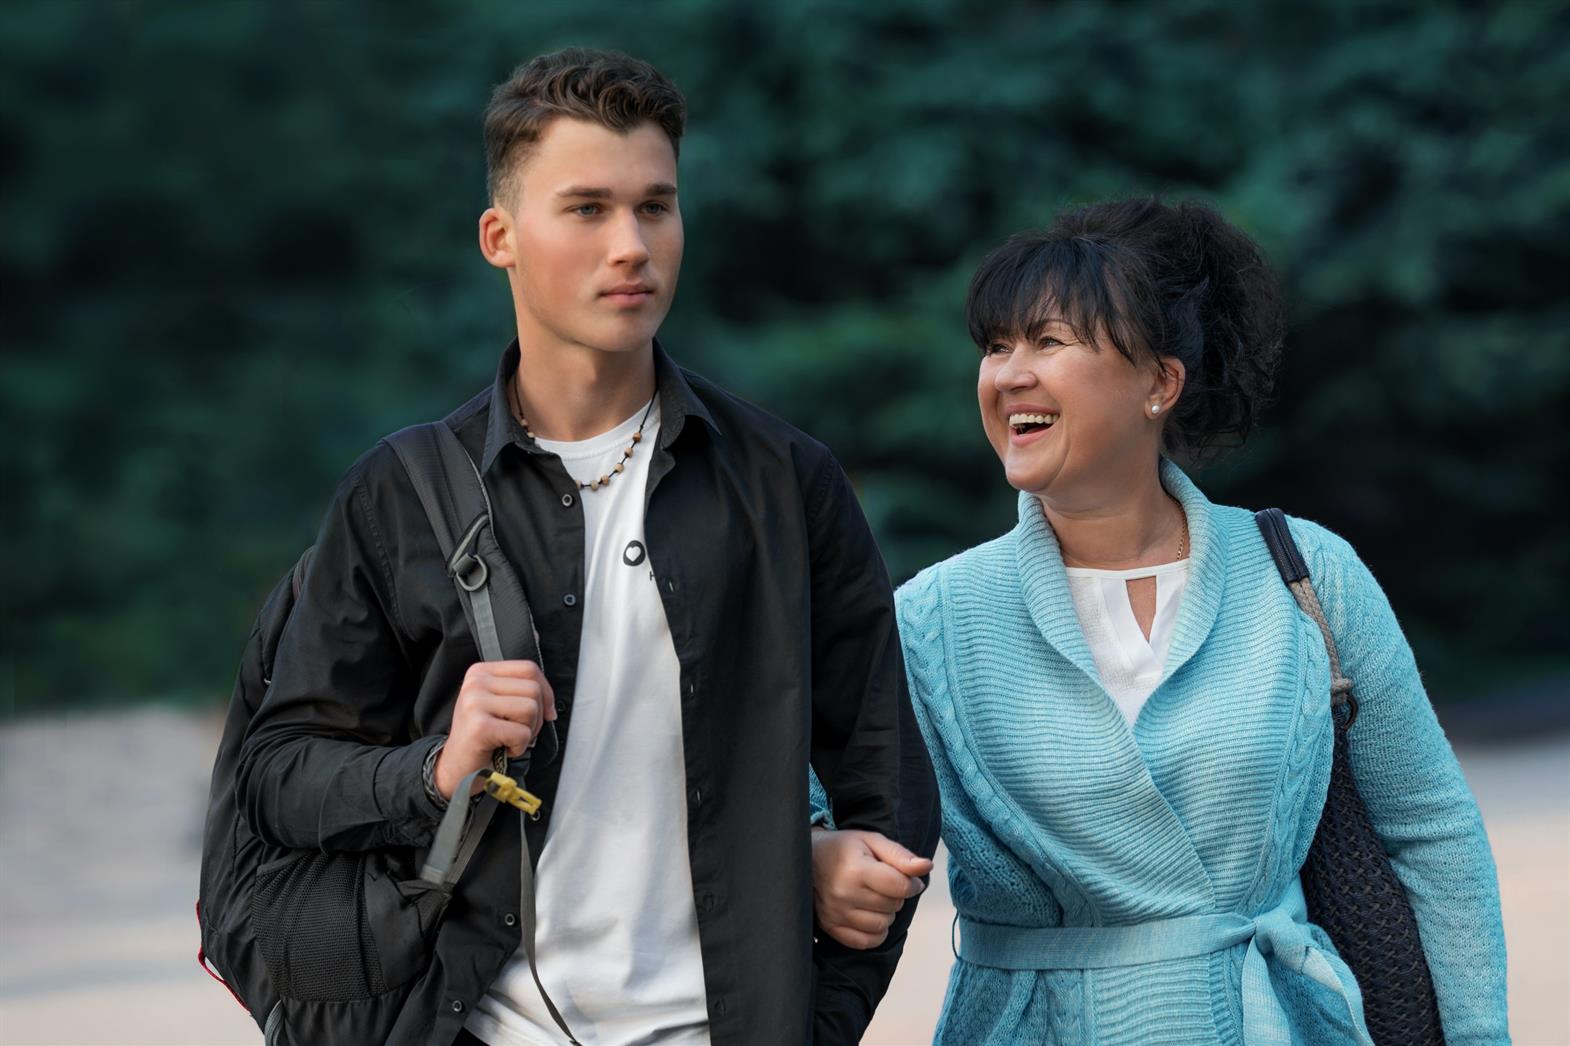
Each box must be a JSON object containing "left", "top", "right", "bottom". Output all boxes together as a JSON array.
[{"left": 509, "top": 379, "right": 657, "bottom": 492}]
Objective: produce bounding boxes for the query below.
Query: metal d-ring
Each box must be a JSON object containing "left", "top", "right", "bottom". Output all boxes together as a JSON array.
[{"left": 448, "top": 515, "right": 490, "bottom": 592}]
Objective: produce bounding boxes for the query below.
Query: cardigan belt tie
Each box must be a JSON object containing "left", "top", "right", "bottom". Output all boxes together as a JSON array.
[{"left": 956, "top": 879, "right": 1373, "bottom": 1046}]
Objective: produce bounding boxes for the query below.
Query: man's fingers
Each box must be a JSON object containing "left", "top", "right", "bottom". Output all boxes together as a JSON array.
[
  {"left": 847, "top": 884, "right": 905, "bottom": 914},
  {"left": 823, "top": 924, "right": 888, "bottom": 951},
  {"left": 861, "top": 862, "right": 919, "bottom": 903},
  {"left": 840, "top": 908, "right": 896, "bottom": 935},
  {"left": 470, "top": 690, "right": 543, "bottom": 726},
  {"left": 468, "top": 674, "right": 543, "bottom": 700},
  {"left": 540, "top": 672, "right": 557, "bottom": 722},
  {"left": 863, "top": 832, "right": 934, "bottom": 878},
  {"left": 493, "top": 719, "right": 534, "bottom": 758},
  {"left": 479, "top": 659, "right": 548, "bottom": 680}
]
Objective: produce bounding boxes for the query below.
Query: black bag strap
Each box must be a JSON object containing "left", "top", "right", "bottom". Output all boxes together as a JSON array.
[
  {"left": 385, "top": 421, "right": 578, "bottom": 1045},
  {"left": 1255, "top": 508, "right": 1357, "bottom": 726}
]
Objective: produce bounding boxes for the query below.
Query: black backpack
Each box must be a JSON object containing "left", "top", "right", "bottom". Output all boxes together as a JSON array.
[{"left": 197, "top": 418, "right": 576, "bottom": 1044}]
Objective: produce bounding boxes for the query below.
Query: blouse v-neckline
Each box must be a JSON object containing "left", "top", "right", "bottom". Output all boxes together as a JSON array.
[{"left": 1065, "top": 561, "right": 1191, "bottom": 728}]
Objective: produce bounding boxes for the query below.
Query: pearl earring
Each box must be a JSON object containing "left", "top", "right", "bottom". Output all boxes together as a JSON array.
[{"left": 1150, "top": 403, "right": 1161, "bottom": 415}]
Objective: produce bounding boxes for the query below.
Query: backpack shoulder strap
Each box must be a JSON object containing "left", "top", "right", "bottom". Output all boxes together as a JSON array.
[
  {"left": 1254, "top": 508, "right": 1357, "bottom": 724},
  {"left": 384, "top": 421, "right": 541, "bottom": 667},
  {"left": 385, "top": 419, "right": 579, "bottom": 1044}
]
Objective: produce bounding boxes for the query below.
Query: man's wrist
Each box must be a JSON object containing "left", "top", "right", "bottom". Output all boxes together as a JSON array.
[{"left": 421, "top": 736, "right": 449, "bottom": 809}]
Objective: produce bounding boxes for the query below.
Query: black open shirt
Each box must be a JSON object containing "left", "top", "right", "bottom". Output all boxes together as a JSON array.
[{"left": 237, "top": 341, "right": 940, "bottom": 1045}]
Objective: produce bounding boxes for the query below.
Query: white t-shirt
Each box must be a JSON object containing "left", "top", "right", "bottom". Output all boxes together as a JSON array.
[
  {"left": 469, "top": 398, "right": 710, "bottom": 1046},
  {"left": 1065, "top": 561, "right": 1190, "bottom": 728}
]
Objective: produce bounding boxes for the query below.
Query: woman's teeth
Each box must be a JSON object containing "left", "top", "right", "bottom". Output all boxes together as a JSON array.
[{"left": 1009, "top": 412, "right": 1059, "bottom": 434}]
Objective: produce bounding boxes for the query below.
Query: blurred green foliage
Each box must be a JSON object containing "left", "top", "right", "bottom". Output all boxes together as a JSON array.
[{"left": 3, "top": 1, "right": 1567, "bottom": 714}]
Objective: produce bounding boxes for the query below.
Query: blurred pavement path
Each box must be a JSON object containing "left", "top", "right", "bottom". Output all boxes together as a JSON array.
[{"left": 0, "top": 710, "right": 1565, "bottom": 1045}]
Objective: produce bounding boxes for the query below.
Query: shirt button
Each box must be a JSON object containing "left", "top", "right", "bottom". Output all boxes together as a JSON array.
[
  {"left": 714, "top": 998, "right": 727, "bottom": 1016},
  {"left": 700, "top": 893, "right": 716, "bottom": 912},
  {"left": 689, "top": 786, "right": 703, "bottom": 805},
  {"left": 503, "top": 912, "right": 517, "bottom": 927},
  {"left": 560, "top": 493, "right": 575, "bottom": 507},
  {"left": 563, "top": 593, "right": 577, "bottom": 607},
  {"left": 666, "top": 579, "right": 676, "bottom": 593},
  {"left": 450, "top": 999, "right": 465, "bottom": 1013}
]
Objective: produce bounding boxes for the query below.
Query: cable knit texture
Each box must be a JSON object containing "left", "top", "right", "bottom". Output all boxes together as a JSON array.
[{"left": 814, "top": 460, "right": 1508, "bottom": 1044}]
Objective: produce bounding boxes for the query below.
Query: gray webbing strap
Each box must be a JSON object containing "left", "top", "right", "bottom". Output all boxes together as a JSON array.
[
  {"left": 387, "top": 421, "right": 577, "bottom": 1044},
  {"left": 419, "top": 769, "right": 496, "bottom": 884},
  {"left": 467, "top": 587, "right": 504, "bottom": 662}
]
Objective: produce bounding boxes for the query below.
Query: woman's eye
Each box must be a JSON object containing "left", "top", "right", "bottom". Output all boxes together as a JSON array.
[
  {"left": 984, "top": 343, "right": 1011, "bottom": 356},
  {"left": 1037, "top": 336, "right": 1063, "bottom": 349}
]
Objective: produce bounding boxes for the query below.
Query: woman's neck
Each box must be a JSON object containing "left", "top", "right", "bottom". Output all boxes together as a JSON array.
[{"left": 1039, "top": 462, "right": 1186, "bottom": 570}]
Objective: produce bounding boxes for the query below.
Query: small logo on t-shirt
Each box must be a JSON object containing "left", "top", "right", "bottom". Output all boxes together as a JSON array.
[{"left": 622, "top": 540, "right": 647, "bottom": 567}]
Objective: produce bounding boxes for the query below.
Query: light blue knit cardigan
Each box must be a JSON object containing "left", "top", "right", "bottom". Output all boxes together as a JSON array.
[{"left": 813, "top": 461, "right": 1508, "bottom": 1044}]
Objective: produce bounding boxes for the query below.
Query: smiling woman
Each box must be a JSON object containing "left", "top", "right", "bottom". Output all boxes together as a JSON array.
[
  {"left": 810, "top": 197, "right": 1510, "bottom": 1044},
  {"left": 967, "top": 199, "right": 1283, "bottom": 473}
]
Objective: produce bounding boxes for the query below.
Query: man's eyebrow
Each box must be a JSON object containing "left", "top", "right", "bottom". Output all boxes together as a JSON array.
[{"left": 554, "top": 183, "right": 679, "bottom": 199}]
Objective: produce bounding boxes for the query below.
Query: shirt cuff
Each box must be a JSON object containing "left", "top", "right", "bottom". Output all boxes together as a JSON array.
[{"left": 371, "top": 734, "right": 448, "bottom": 845}]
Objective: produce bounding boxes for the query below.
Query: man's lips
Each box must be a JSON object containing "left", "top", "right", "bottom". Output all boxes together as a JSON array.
[{"left": 601, "top": 284, "right": 655, "bottom": 305}]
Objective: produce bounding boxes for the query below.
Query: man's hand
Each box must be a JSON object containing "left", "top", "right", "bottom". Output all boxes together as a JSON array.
[
  {"left": 810, "top": 828, "right": 933, "bottom": 950},
  {"left": 433, "top": 660, "right": 557, "bottom": 801}
]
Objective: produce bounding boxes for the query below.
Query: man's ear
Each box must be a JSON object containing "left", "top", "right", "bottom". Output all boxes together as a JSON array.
[{"left": 478, "top": 204, "right": 515, "bottom": 270}]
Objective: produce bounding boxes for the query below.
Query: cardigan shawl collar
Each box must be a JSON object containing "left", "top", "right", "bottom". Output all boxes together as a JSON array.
[{"left": 1014, "top": 458, "right": 1229, "bottom": 694}]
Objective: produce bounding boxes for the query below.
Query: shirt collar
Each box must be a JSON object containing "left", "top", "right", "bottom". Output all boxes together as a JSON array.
[{"left": 480, "top": 338, "right": 721, "bottom": 475}]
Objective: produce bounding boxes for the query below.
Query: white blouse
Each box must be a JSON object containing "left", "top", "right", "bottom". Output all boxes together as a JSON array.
[{"left": 1064, "top": 560, "right": 1191, "bottom": 728}]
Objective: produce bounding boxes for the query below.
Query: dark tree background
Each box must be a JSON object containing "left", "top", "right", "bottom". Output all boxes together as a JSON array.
[{"left": 4, "top": 1, "right": 1567, "bottom": 715}]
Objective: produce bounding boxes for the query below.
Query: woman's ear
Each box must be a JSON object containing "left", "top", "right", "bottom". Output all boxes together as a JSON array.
[{"left": 1147, "top": 356, "right": 1186, "bottom": 417}]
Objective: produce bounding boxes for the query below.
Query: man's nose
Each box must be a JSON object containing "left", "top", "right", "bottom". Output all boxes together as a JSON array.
[{"left": 607, "top": 210, "right": 651, "bottom": 267}]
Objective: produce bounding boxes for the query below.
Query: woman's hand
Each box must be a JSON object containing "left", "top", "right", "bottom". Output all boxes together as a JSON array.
[{"left": 810, "top": 828, "right": 933, "bottom": 949}]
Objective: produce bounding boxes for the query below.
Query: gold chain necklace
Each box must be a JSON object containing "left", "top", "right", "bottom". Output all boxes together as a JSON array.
[{"left": 510, "top": 380, "right": 657, "bottom": 492}]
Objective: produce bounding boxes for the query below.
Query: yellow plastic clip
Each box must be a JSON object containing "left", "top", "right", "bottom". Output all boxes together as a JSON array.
[{"left": 482, "top": 771, "right": 543, "bottom": 817}]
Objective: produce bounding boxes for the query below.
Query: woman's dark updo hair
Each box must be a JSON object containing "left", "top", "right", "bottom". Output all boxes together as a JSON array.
[{"left": 965, "top": 197, "right": 1285, "bottom": 461}]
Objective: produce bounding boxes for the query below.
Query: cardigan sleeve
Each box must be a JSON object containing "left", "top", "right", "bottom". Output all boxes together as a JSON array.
[{"left": 1290, "top": 518, "right": 1510, "bottom": 1045}]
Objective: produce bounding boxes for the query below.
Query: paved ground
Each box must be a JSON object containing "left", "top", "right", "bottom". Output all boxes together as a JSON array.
[{"left": 0, "top": 709, "right": 1565, "bottom": 1045}]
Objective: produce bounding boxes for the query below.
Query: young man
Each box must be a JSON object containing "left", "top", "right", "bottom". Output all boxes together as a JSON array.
[{"left": 236, "top": 48, "right": 938, "bottom": 1045}]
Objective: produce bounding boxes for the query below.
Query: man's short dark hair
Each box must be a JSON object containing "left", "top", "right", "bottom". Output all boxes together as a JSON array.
[{"left": 484, "top": 48, "right": 687, "bottom": 204}]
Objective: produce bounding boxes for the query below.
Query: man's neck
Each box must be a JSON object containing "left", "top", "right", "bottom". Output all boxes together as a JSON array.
[{"left": 513, "top": 340, "right": 658, "bottom": 443}]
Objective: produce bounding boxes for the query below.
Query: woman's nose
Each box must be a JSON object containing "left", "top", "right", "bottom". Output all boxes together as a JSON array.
[{"left": 994, "top": 349, "right": 1037, "bottom": 390}]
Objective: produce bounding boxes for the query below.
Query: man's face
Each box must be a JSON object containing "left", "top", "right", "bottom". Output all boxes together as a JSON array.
[{"left": 493, "top": 118, "right": 683, "bottom": 356}]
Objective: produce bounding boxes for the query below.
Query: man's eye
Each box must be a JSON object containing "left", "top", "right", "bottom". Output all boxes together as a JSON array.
[
  {"left": 642, "top": 201, "right": 668, "bottom": 215},
  {"left": 573, "top": 204, "right": 601, "bottom": 217}
]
